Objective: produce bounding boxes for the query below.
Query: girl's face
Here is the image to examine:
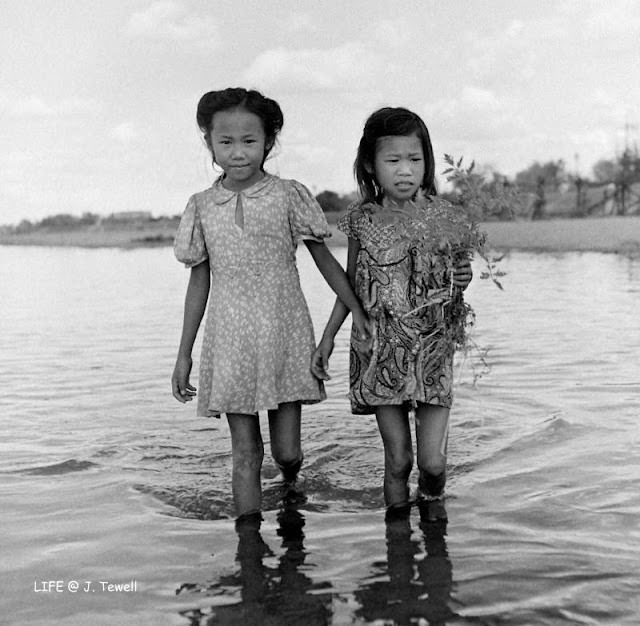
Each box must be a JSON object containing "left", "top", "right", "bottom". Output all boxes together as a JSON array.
[
  {"left": 209, "top": 107, "right": 268, "bottom": 191},
  {"left": 373, "top": 133, "right": 425, "bottom": 204}
]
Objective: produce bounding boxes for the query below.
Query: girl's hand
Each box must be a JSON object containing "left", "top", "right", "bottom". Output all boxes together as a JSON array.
[
  {"left": 352, "top": 310, "right": 374, "bottom": 358},
  {"left": 172, "top": 355, "right": 197, "bottom": 403},
  {"left": 452, "top": 259, "right": 473, "bottom": 290},
  {"left": 352, "top": 309, "right": 372, "bottom": 342},
  {"left": 310, "top": 338, "right": 334, "bottom": 381}
]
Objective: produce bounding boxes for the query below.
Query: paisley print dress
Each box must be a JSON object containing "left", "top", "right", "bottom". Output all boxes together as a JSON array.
[
  {"left": 338, "top": 197, "right": 475, "bottom": 415},
  {"left": 174, "top": 174, "right": 329, "bottom": 417}
]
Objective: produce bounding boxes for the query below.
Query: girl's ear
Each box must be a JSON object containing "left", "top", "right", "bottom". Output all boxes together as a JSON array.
[
  {"left": 265, "top": 138, "right": 275, "bottom": 152},
  {"left": 364, "top": 160, "right": 374, "bottom": 174}
]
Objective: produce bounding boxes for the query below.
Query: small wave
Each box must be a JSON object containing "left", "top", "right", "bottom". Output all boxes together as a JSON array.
[
  {"left": 133, "top": 483, "right": 233, "bottom": 520},
  {"left": 20, "top": 459, "right": 98, "bottom": 475}
]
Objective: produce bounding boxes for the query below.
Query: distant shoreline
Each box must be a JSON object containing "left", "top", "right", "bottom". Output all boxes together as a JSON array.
[{"left": 2, "top": 215, "right": 640, "bottom": 255}]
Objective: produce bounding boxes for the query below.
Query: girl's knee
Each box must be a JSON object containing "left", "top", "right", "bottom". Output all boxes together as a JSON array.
[
  {"left": 417, "top": 457, "right": 446, "bottom": 477},
  {"left": 273, "top": 451, "right": 303, "bottom": 478},
  {"left": 386, "top": 449, "right": 413, "bottom": 481},
  {"left": 233, "top": 441, "right": 264, "bottom": 471},
  {"left": 418, "top": 466, "right": 446, "bottom": 496},
  {"left": 271, "top": 436, "right": 302, "bottom": 470}
]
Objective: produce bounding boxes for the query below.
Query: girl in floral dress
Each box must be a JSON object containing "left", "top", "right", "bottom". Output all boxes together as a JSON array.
[
  {"left": 311, "top": 107, "right": 479, "bottom": 519},
  {"left": 172, "top": 88, "right": 369, "bottom": 518}
]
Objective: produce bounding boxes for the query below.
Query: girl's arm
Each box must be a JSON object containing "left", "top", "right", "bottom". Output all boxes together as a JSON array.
[
  {"left": 304, "top": 238, "right": 366, "bottom": 332},
  {"left": 308, "top": 238, "right": 361, "bottom": 380},
  {"left": 172, "top": 260, "right": 210, "bottom": 403}
]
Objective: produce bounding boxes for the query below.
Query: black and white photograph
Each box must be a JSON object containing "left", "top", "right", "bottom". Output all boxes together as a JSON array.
[{"left": 1, "top": 1, "right": 639, "bottom": 624}]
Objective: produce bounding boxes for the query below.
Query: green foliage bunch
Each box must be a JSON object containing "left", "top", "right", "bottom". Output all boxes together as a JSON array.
[
  {"left": 402, "top": 155, "right": 516, "bottom": 379},
  {"left": 401, "top": 200, "right": 485, "bottom": 352}
]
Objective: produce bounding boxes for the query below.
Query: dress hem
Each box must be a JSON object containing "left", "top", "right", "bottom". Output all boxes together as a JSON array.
[
  {"left": 349, "top": 396, "right": 453, "bottom": 415},
  {"left": 199, "top": 395, "right": 326, "bottom": 418}
]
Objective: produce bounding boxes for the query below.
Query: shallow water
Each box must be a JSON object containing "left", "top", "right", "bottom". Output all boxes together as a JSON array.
[{"left": 1, "top": 244, "right": 639, "bottom": 625}]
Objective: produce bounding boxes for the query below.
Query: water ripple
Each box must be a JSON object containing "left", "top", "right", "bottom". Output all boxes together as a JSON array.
[{"left": 2, "top": 247, "right": 640, "bottom": 624}]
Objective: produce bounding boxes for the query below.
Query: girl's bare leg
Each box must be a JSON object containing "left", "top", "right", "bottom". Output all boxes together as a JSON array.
[
  {"left": 268, "top": 401, "right": 303, "bottom": 483},
  {"left": 375, "top": 405, "right": 413, "bottom": 508},
  {"left": 226, "top": 413, "right": 264, "bottom": 517},
  {"left": 415, "top": 403, "right": 449, "bottom": 498}
]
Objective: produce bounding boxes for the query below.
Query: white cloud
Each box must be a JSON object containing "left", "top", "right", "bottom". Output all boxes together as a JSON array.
[
  {"left": 0, "top": 93, "right": 98, "bottom": 118},
  {"left": 587, "top": 89, "right": 629, "bottom": 126},
  {"left": 124, "top": 1, "right": 219, "bottom": 45},
  {"left": 460, "top": 86, "right": 500, "bottom": 108},
  {"left": 242, "top": 42, "right": 381, "bottom": 91},
  {"left": 582, "top": 0, "right": 640, "bottom": 36},
  {"left": 568, "top": 128, "right": 615, "bottom": 154},
  {"left": 425, "top": 86, "right": 527, "bottom": 142},
  {"left": 0, "top": 152, "right": 35, "bottom": 191},
  {"left": 371, "top": 18, "right": 412, "bottom": 47},
  {"left": 505, "top": 19, "right": 525, "bottom": 38},
  {"left": 110, "top": 122, "right": 138, "bottom": 144},
  {"left": 5, "top": 95, "right": 53, "bottom": 117},
  {"left": 284, "top": 11, "right": 316, "bottom": 33},
  {"left": 465, "top": 18, "right": 546, "bottom": 83}
]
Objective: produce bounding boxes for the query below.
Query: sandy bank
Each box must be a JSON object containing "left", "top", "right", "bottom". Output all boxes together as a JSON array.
[
  {"left": 479, "top": 215, "right": 640, "bottom": 254},
  {"left": 2, "top": 216, "right": 640, "bottom": 254},
  {"left": 0, "top": 227, "right": 175, "bottom": 249}
]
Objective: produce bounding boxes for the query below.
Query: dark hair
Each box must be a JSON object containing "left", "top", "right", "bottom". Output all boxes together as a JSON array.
[
  {"left": 196, "top": 87, "right": 284, "bottom": 168},
  {"left": 354, "top": 107, "right": 437, "bottom": 202}
]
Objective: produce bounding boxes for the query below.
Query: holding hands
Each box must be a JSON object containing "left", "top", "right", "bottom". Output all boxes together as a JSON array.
[
  {"left": 310, "top": 337, "right": 334, "bottom": 381},
  {"left": 311, "top": 257, "right": 472, "bottom": 382},
  {"left": 311, "top": 309, "right": 371, "bottom": 381}
]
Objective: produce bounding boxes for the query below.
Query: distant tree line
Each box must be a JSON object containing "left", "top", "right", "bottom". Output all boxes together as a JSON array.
[
  {"left": 5, "top": 212, "right": 179, "bottom": 235},
  {"left": 441, "top": 146, "right": 640, "bottom": 220},
  {"left": 314, "top": 190, "right": 356, "bottom": 213},
  {"left": 5, "top": 193, "right": 357, "bottom": 233},
  {"left": 4, "top": 148, "right": 639, "bottom": 232},
  {"left": 478, "top": 147, "right": 640, "bottom": 194}
]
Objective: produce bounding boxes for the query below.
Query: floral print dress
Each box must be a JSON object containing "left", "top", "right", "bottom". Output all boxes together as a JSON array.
[
  {"left": 174, "top": 174, "right": 329, "bottom": 417},
  {"left": 338, "top": 196, "right": 476, "bottom": 415}
]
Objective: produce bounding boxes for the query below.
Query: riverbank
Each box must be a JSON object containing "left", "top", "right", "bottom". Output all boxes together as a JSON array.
[
  {"left": 2, "top": 215, "right": 640, "bottom": 254},
  {"left": 480, "top": 215, "right": 640, "bottom": 254}
]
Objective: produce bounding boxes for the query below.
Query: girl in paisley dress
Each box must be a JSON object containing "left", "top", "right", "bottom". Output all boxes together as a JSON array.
[
  {"left": 311, "top": 107, "right": 475, "bottom": 518},
  {"left": 171, "top": 88, "right": 369, "bottom": 518}
]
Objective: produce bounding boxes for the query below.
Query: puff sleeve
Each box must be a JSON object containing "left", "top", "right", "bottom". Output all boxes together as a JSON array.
[
  {"left": 174, "top": 195, "right": 208, "bottom": 268},
  {"left": 287, "top": 179, "right": 331, "bottom": 245},
  {"left": 336, "top": 201, "right": 364, "bottom": 242}
]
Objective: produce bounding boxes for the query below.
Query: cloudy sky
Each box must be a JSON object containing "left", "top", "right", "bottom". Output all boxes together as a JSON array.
[{"left": 1, "top": 0, "right": 638, "bottom": 224}]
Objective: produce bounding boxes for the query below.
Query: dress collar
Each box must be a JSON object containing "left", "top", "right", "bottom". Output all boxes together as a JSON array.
[
  {"left": 380, "top": 188, "right": 429, "bottom": 212},
  {"left": 209, "top": 172, "right": 276, "bottom": 205}
]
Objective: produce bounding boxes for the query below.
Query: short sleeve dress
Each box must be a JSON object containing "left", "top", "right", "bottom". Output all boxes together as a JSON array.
[
  {"left": 174, "top": 174, "right": 330, "bottom": 417},
  {"left": 338, "top": 196, "right": 476, "bottom": 415}
]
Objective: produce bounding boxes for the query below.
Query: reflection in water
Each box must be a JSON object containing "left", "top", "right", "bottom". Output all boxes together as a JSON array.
[
  {"left": 177, "top": 506, "right": 333, "bottom": 625},
  {"left": 4, "top": 248, "right": 640, "bottom": 623},
  {"left": 355, "top": 503, "right": 457, "bottom": 625}
]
